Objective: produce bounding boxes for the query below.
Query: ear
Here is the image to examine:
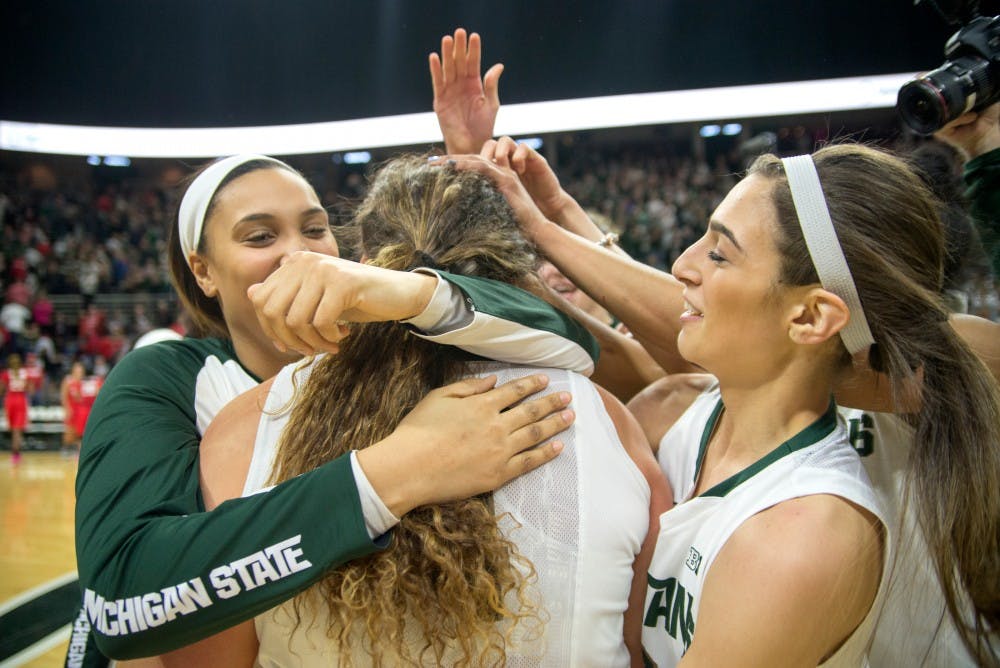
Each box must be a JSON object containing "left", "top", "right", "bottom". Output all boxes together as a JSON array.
[
  {"left": 787, "top": 287, "right": 849, "bottom": 346},
  {"left": 188, "top": 253, "right": 218, "bottom": 298}
]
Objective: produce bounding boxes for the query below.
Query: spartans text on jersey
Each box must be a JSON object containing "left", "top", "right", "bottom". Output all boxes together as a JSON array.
[{"left": 644, "top": 574, "right": 696, "bottom": 652}]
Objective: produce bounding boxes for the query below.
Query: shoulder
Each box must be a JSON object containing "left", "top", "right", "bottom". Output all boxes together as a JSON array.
[
  {"left": 951, "top": 313, "right": 1000, "bottom": 382},
  {"left": 595, "top": 384, "right": 656, "bottom": 476},
  {"left": 200, "top": 377, "right": 275, "bottom": 510},
  {"left": 687, "top": 494, "right": 883, "bottom": 666},
  {"left": 103, "top": 338, "right": 235, "bottom": 395},
  {"left": 627, "top": 373, "right": 716, "bottom": 451},
  {"left": 89, "top": 338, "right": 236, "bottom": 426},
  {"left": 112, "top": 338, "right": 233, "bottom": 381},
  {"left": 727, "top": 494, "right": 883, "bottom": 580}
]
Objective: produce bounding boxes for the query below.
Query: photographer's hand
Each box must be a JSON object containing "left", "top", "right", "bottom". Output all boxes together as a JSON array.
[{"left": 935, "top": 102, "right": 1000, "bottom": 160}]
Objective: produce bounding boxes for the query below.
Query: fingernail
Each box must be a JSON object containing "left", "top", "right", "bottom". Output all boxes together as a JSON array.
[
  {"left": 447, "top": 159, "right": 456, "bottom": 167},
  {"left": 561, "top": 409, "right": 575, "bottom": 423},
  {"left": 559, "top": 391, "right": 571, "bottom": 404},
  {"left": 551, "top": 441, "right": 564, "bottom": 453}
]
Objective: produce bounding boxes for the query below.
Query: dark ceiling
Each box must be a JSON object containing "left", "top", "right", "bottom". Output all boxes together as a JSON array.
[{"left": 0, "top": 0, "right": 974, "bottom": 128}]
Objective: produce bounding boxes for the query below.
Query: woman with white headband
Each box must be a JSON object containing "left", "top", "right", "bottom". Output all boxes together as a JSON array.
[
  {"left": 456, "top": 141, "right": 1000, "bottom": 665},
  {"left": 70, "top": 150, "right": 603, "bottom": 663}
]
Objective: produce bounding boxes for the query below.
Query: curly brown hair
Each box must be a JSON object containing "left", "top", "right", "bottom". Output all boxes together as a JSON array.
[{"left": 269, "top": 156, "right": 545, "bottom": 666}]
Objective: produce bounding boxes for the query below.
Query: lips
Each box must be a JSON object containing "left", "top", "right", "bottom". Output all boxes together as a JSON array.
[{"left": 682, "top": 300, "right": 704, "bottom": 318}]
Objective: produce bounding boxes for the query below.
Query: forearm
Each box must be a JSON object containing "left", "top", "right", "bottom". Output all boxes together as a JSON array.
[
  {"left": 77, "top": 456, "right": 378, "bottom": 658},
  {"left": 532, "top": 220, "right": 687, "bottom": 372},
  {"left": 550, "top": 191, "right": 631, "bottom": 258},
  {"left": 407, "top": 271, "right": 600, "bottom": 374}
]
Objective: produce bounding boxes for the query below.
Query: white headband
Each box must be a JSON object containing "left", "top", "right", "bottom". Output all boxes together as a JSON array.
[
  {"left": 177, "top": 154, "right": 289, "bottom": 259},
  {"left": 781, "top": 155, "right": 875, "bottom": 355}
]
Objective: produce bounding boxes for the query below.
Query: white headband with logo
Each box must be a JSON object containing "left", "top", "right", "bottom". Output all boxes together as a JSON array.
[
  {"left": 781, "top": 155, "right": 875, "bottom": 355},
  {"left": 177, "top": 154, "right": 288, "bottom": 259}
]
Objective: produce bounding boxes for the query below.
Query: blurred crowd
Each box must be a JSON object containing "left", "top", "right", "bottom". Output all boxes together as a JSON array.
[
  {"left": 1, "top": 134, "right": 996, "bottom": 407},
  {"left": 0, "top": 179, "right": 183, "bottom": 402}
]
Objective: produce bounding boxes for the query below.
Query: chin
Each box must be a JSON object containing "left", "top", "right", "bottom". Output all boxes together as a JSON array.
[{"left": 676, "top": 332, "right": 698, "bottom": 364}]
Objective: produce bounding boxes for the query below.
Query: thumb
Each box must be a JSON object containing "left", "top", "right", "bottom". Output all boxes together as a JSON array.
[
  {"left": 484, "top": 63, "right": 504, "bottom": 105},
  {"left": 247, "top": 283, "right": 262, "bottom": 299}
]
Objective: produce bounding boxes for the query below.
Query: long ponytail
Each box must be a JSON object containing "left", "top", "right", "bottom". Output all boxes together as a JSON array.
[{"left": 752, "top": 145, "right": 1000, "bottom": 665}]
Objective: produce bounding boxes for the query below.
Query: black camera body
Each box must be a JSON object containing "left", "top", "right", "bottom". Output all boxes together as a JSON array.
[{"left": 897, "top": 11, "right": 1000, "bottom": 135}]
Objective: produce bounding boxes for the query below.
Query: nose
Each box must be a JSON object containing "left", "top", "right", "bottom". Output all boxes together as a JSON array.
[
  {"left": 278, "top": 233, "right": 311, "bottom": 260},
  {"left": 671, "top": 240, "right": 701, "bottom": 286}
]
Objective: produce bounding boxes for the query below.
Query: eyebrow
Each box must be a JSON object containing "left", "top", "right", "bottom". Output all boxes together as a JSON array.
[
  {"left": 236, "top": 207, "right": 328, "bottom": 224},
  {"left": 709, "top": 220, "right": 744, "bottom": 253}
]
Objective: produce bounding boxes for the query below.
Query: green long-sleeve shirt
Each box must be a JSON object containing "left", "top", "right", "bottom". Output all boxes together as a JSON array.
[{"left": 70, "top": 273, "right": 596, "bottom": 664}]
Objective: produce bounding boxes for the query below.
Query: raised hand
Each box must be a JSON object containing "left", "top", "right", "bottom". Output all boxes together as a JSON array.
[
  {"left": 442, "top": 153, "right": 554, "bottom": 242},
  {"left": 429, "top": 28, "right": 504, "bottom": 154},
  {"left": 482, "top": 136, "right": 568, "bottom": 221},
  {"left": 358, "top": 373, "right": 574, "bottom": 516}
]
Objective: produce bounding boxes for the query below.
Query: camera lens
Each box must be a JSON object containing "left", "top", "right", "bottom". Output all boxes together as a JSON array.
[
  {"left": 898, "top": 56, "right": 994, "bottom": 134},
  {"left": 898, "top": 80, "right": 949, "bottom": 134}
]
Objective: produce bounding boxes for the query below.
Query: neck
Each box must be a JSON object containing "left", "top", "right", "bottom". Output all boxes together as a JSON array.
[
  {"left": 230, "top": 330, "right": 303, "bottom": 380},
  {"left": 710, "top": 357, "right": 836, "bottom": 466}
]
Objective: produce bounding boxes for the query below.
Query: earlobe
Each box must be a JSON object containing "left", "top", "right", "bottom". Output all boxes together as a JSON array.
[
  {"left": 788, "top": 288, "right": 849, "bottom": 345},
  {"left": 188, "top": 253, "right": 218, "bottom": 298}
]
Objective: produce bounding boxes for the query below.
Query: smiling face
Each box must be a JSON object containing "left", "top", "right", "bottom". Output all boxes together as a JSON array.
[
  {"left": 671, "top": 174, "right": 802, "bottom": 384},
  {"left": 190, "top": 167, "right": 338, "bottom": 356}
]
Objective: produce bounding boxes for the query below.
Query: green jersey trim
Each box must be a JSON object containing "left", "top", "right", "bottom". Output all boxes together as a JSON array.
[
  {"left": 438, "top": 271, "right": 600, "bottom": 365},
  {"left": 693, "top": 397, "right": 839, "bottom": 498}
]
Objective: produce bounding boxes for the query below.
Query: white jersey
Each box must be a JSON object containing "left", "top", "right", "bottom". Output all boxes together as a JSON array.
[
  {"left": 643, "top": 388, "right": 889, "bottom": 667},
  {"left": 244, "top": 360, "right": 651, "bottom": 667},
  {"left": 839, "top": 408, "right": 982, "bottom": 666}
]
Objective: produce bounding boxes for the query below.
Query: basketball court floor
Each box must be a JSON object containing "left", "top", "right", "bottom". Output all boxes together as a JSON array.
[{"left": 1, "top": 452, "right": 79, "bottom": 667}]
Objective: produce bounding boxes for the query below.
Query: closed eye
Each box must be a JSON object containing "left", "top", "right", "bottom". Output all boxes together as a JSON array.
[
  {"left": 304, "top": 225, "right": 330, "bottom": 238},
  {"left": 707, "top": 249, "right": 727, "bottom": 264},
  {"left": 243, "top": 230, "right": 276, "bottom": 244}
]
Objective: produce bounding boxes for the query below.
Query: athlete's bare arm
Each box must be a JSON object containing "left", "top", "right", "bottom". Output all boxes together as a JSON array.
[
  {"left": 595, "top": 385, "right": 673, "bottom": 665},
  {"left": 679, "top": 495, "right": 883, "bottom": 667}
]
